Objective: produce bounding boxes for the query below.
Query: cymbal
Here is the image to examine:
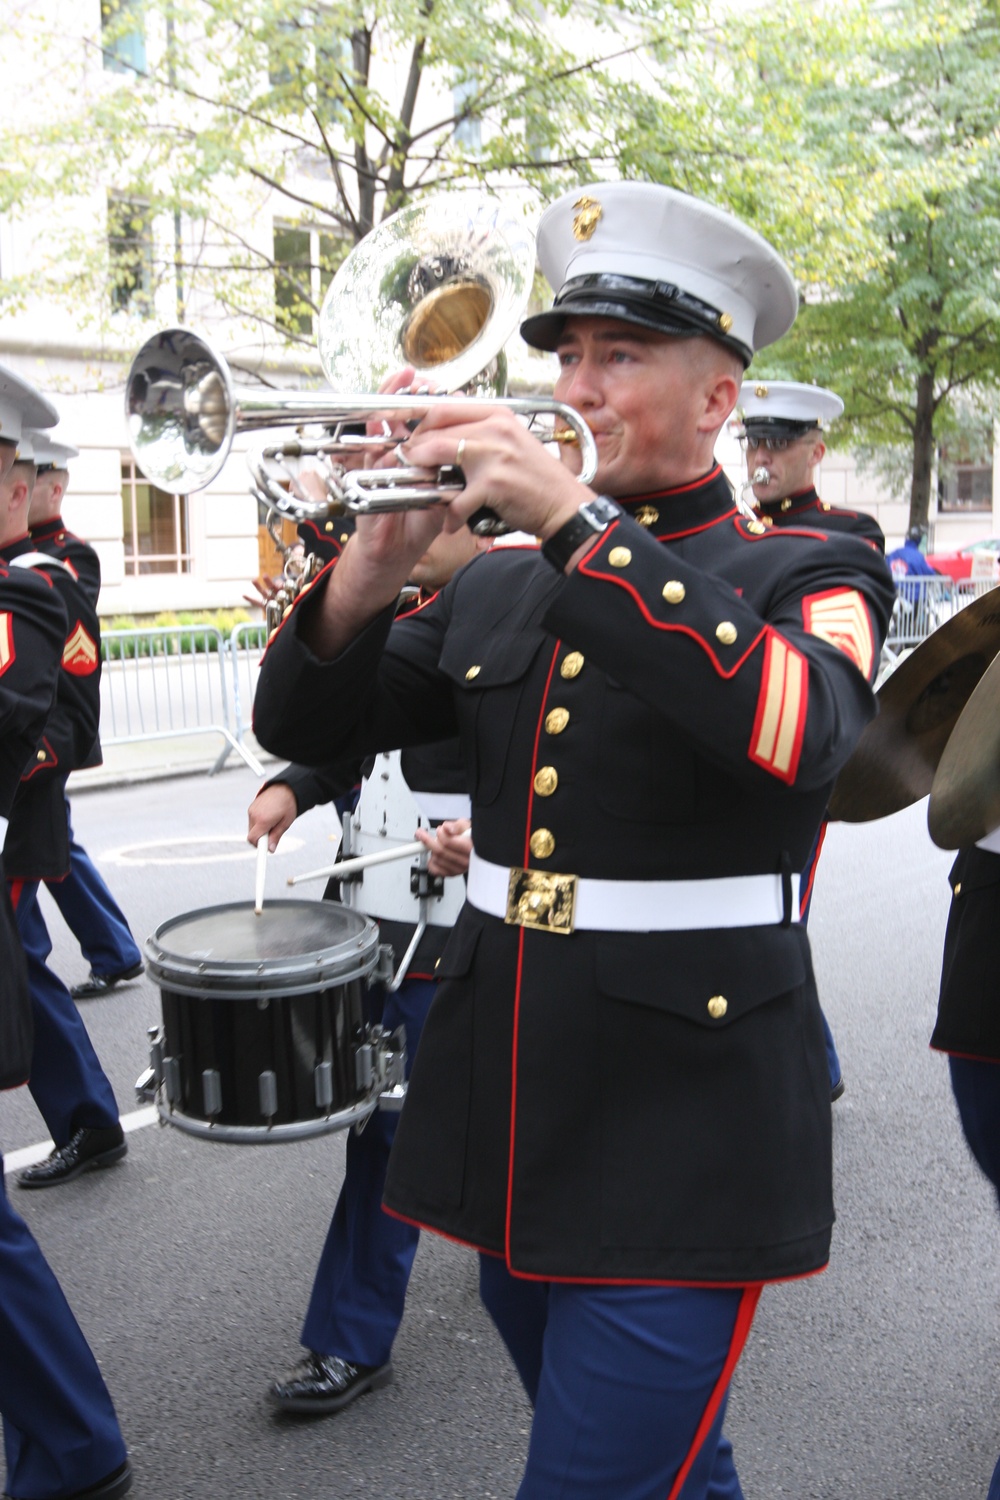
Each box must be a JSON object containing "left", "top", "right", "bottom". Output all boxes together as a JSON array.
[
  {"left": 828, "top": 585, "right": 1000, "bottom": 822},
  {"left": 928, "top": 647, "right": 1000, "bottom": 848}
]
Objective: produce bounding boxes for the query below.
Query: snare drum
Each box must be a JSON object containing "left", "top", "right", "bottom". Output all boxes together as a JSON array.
[{"left": 143, "top": 899, "right": 393, "bottom": 1143}]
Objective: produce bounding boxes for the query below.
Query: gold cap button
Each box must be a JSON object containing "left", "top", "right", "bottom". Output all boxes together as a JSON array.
[
  {"left": 560, "top": 652, "right": 584, "bottom": 680},
  {"left": 465, "top": 665, "right": 481, "bottom": 680},
  {"left": 324, "top": 521, "right": 334, "bottom": 532},
  {"left": 529, "top": 828, "right": 555, "bottom": 859},
  {"left": 662, "top": 580, "right": 685, "bottom": 605},
  {"left": 608, "top": 546, "right": 632, "bottom": 568},
  {"left": 533, "top": 766, "right": 558, "bottom": 797},
  {"left": 545, "top": 708, "right": 570, "bottom": 735},
  {"left": 716, "top": 622, "right": 738, "bottom": 645},
  {"left": 635, "top": 505, "right": 659, "bottom": 528},
  {"left": 707, "top": 995, "right": 728, "bottom": 1019}
]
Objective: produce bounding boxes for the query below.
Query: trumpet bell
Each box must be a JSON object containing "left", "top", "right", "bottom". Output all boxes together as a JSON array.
[
  {"left": 317, "top": 191, "right": 535, "bottom": 394},
  {"left": 126, "top": 327, "right": 238, "bottom": 493}
]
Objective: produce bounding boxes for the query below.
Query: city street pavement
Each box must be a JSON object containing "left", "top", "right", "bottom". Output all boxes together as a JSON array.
[{"left": 2, "top": 768, "right": 998, "bottom": 1499}]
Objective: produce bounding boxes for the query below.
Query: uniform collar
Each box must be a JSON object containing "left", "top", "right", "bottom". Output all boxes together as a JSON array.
[
  {"left": 619, "top": 465, "right": 736, "bottom": 540},
  {"left": 759, "top": 485, "right": 819, "bottom": 517},
  {"left": 29, "top": 516, "right": 64, "bottom": 540},
  {"left": 0, "top": 535, "right": 33, "bottom": 562}
]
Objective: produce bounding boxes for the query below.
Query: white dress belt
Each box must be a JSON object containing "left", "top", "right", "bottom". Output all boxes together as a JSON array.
[
  {"left": 0, "top": 815, "right": 8, "bottom": 851},
  {"left": 467, "top": 851, "right": 800, "bottom": 932}
]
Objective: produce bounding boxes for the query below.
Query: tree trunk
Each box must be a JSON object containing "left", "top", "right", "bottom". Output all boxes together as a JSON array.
[{"left": 909, "top": 369, "right": 936, "bottom": 535}]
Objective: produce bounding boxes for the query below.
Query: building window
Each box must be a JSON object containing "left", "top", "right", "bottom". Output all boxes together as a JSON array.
[
  {"left": 273, "top": 222, "right": 348, "bottom": 336},
  {"left": 452, "top": 79, "right": 482, "bottom": 153},
  {"left": 108, "top": 195, "right": 154, "bottom": 315},
  {"left": 268, "top": 18, "right": 308, "bottom": 87},
  {"left": 101, "top": 0, "right": 147, "bottom": 75},
  {"left": 121, "top": 458, "right": 192, "bottom": 575},
  {"left": 938, "top": 439, "right": 993, "bottom": 513}
]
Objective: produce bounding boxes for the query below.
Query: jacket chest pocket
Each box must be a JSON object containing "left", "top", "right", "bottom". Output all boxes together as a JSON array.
[{"left": 439, "top": 627, "right": 546, "bottom": 807}]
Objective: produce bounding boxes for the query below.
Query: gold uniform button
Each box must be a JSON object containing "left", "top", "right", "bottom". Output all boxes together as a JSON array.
[
  {"left": 707, "top": 995, "right": 728, "bottom": 1019},
  {"left": 954, "top": 882, "right": 962, "bottom": 897},
  {"left": 560, "top": 652, "right": 585, "bottom": 680},
  {"left": 534, "top": 766, "right": 558, "bottom": 797},
  {"left": 324, "top": 521, "right": 334, "bottom": 532},
  {"left": 529, "top": 828, "right": 556, "bottom": 860},
  {"left": 608, "top": 546, "right": 632, "bottom": 568},
  {"left": 781, "top": 498, "right": 792, "bottom": 512},
  {"left": 747, "top": 519, "right": 767, "bottom": 535},
  {"left": 662, "top": 580, "right": 685, "bottom": 605},
  {"left": 435, "top": 957, "right": 441, "bottom": 970},
  {"left": 36, "top": 749, "right": 46, "bottom": 761},
  {"left": 716, "top": 622, "right": 738, "bottom": 646},
  {"left": 545, "top": 708, "right": 570, "bottom": 735},
  {"left": 635, "top": 505, "right": 659, "bottom": 528},
  {"left": 465, "top": 665, "right": 481, "bottom": 680},
  {"left": 821, "top": 502, "right": 831, "bottom": 511},
  {"left": 340, "top": 533, "right": 349, "bottom": 543}
]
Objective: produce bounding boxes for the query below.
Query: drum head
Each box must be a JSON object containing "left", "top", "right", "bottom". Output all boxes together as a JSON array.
[{"left": 145, "top": 899, "right": 379, "bottom": 998}]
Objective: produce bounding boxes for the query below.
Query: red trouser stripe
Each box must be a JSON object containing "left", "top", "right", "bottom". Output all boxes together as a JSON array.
[{"left": 665, "top": 1284, "right": 761, "bottom": 1500}]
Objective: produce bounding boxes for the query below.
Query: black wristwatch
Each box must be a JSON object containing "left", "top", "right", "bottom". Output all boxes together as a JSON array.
[{"left": 541, "top": 495, "right": 623, "bottom": 573}]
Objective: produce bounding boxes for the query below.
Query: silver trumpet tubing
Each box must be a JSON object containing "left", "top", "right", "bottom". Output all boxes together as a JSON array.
[
  {"left": 127, "top": 327, "right": 596, "bottom": 512},
  {"left": 736, "top": 465, "right": 771, "bottom": 520}
]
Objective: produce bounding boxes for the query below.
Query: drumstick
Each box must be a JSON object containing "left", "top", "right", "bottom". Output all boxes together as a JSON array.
[
  {"left": 287, "top": 840, "right": 425, "bottom": 887},
  {"left": 254, "top": 834, "right": 268, "bottom": 915}
]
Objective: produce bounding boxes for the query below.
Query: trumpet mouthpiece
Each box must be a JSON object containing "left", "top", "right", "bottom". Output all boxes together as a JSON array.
[
  {"left": 551, "top": 427, "right": 580, "bottom": 446},
  {"left": 752, "top": 466, "right": 771, "bottom": 486}
]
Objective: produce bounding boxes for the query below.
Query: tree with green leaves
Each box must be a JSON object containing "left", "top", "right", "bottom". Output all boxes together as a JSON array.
[
  {"left": 2, "top": 0, "right": 711, "bottom": 356},
  {"left": 731, "top": 0, "right": 1000, "bottom": 533}
]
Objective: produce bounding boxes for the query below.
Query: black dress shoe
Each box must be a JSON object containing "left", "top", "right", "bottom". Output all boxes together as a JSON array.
[
  {"left": 71, "top": 963, "right": 143, "bottom": 1000},
  {"left": 16, "top": 1126, "right": 127, "bottom": 1189},
  {"left": 5, "top": 1457, "right": 132, "bottom": 1500},
  {"left": 268, "top": 1351, "right": 393, "bottom": 1414}
]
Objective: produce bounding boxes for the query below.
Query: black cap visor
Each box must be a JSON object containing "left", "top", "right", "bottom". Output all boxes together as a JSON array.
[
  {"left": 742, "top": 417, "right": 821, "bottom": 440},
  {"left": 521, "top": 273, "right": 753, "bottom": 367}
]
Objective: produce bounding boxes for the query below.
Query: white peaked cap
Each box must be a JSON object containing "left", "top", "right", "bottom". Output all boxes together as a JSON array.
[
  {"left": 0, "top": 366, "right": 58, "bottom": 447},
  {"left": 520, "top": 182, "right": 798, "bottom": 366},
  {"left": 24, "top": 432, "right": 79, "bottom": 469},
  {"left": 739, "top": 379, "right": 844, "bottom": 430}
]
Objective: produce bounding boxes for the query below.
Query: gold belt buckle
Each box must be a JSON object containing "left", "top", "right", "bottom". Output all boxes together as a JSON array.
[{"left": 505, "top": 866, "right": 578, "bottom": 935}]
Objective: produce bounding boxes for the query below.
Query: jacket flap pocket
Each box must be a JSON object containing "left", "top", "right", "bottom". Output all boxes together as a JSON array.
[
  {"left": 438, "top": 624, "right": 543, "bottom": 690},
  {"left": 595, "top": 927, "right": 808, "bottom": 1028},
  {"left": 435, "top": 909, "right": 486, "bottom": 981}
]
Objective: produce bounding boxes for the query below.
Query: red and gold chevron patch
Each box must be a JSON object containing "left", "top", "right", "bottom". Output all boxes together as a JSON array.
[
  {"left": 0, "top": 613, "right": 14, "bottom": 678},
  {"left": 62, "top": 621, "right": 98, "bottom": 676},
  {"left": 749, "top": 631, "right": 808, "bottom": 784},
  {"left": 802, "top": 589, "right": 874, "bottom": 681}
]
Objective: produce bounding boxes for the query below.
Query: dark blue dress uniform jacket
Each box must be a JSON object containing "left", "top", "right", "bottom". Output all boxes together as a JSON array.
[
  {"left": 1, "top": 536, "right": 101, "bottom": 881},
  {"left": 933, "top": 846, "right": 1000, "bottom": 1061},
  {"left": 758, "top": 485, "right": 885, "bottom": 552},
  {"left": 253, "top": 467, "right": 895, "bottom": 1286},
  {"left": 0, "top": 563, "right": 66, "bottom": 1089}
]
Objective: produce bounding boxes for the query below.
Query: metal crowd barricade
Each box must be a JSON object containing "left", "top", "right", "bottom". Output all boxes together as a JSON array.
[
  {"left": 227, "top": 620, "right": 269, "bottom": 753},
  {"left": 953, "top": 576, "right": 999, "bottom": 611},
  {"left": 885, "top": 575, "right": 955, "bottom": 652},
  {"left": 99, "top": 624, "right": 263, "bottom": 776}
]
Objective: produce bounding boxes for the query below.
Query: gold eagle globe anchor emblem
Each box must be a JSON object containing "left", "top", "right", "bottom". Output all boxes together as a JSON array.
[{"left": 572, "top": 197, "right": 603, "bottom": 241}]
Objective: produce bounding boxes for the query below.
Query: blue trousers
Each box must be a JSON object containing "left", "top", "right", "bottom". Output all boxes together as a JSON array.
[
  {"left": 478, "top": 1259, "right": 757, "bottom": 1500},
  {"left": 0, "top": 1152, "right": 126, "bottom": 1499},
  {"left": 300, "top": 976, "right": 437, "bottom": 1366},
  {"left": 45, "top": 803, "right": 141, "bottom": 978},
  {"left": 11, "top": 882, "right": 119, "bottom": 1147}
]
